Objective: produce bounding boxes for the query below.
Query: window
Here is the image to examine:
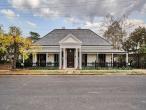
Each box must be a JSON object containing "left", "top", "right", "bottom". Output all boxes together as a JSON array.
[
  {"left": 82, "top": 54, "right": 87, "bottom": 66},
  {"left": 54, "top": 54, "right": 59, "bottom": 63},
  {"left": 98, "top": 54, "right": 106, "bottom": 67}
]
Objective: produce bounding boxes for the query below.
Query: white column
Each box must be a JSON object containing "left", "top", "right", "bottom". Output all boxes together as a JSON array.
[
  {"left": 111, "top": 53, "right": 114, "bottom": 67},
  {"left": 63, "top": 48, "right": 66, "bottom": 69},
  {"left": 59, "top": 48, "right": 62, "bottom": 69},
  {"left": 46, "top": 53, "right": 49, "bottom": 66},
  {"left": 79, "top": 48, "right": 82, "bottom": 69},
  {"left": 33, "top": 53, "right": 37, "bottom": 66},
  {"left": 126, "top": 53, "right": 129, "bottom": 66},
  {"left": 96, "top": 53, "right": 98, "bottom": 62},
  {"left": 75, "top": 48, "right": 78, "bottom": 69}
]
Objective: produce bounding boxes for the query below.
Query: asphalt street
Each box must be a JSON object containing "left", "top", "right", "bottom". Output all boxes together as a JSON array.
[{"left": 0, "top": 75, "right": 146, "bottom": 110}]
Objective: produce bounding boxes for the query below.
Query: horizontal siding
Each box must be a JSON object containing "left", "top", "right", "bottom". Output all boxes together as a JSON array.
[
  {"left": 29, "top": 46, "right": 125, "bottom": 53},
  {"left": 30, "top": 46, "right": 60, "bottom": 52},
  {"left": 81, "top": 46, "right": 113, "bottom": 52}
]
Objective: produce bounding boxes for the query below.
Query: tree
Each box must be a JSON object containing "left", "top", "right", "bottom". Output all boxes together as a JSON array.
[
  {"left": 0, "top": 25, "right": 10, "bottom": 62},
  {"left": 7, "top": 26, "right": 32, "bottom": 69},
  {"left": 122, "top": 38, "right": 137, "bottom": 52},
  {"left": 0, "top": 25, "right": 5, "bottom": 61},
  {"left": 29, "top": 31, "right": 40, "bottom": 42},
  {"left": 122, "top": 27, "right": 146, "bottom": 53},
  {"left": 102, "top": 15, "right": 127, "bottom": 49},
  {"left": 122, "top": 27, "right": 146, "bottom": 67},
  {"left": 104, "top": 21, "right": 126, "bottom": 49}
]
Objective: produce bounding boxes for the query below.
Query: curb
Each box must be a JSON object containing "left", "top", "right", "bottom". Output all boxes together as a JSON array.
[{"left": 0, "top": 73, "right": 146, "bottom": 76}]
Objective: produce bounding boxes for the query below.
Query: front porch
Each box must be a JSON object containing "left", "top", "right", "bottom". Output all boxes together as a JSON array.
[
  {"left": 22, "top": 52, "right": 129, "bottom": 70},
  {"left": 32, "top": 47, "right": 82, "bottom": 69}
]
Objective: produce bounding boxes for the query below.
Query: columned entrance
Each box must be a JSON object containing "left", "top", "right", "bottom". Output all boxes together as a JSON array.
[
  {"left": 59, "top": 33, "right": 82, "bottom": 69},
  {"left": 59, "top": 48, "right": 82, "bottom": 69},
  {"left": 67, "top": 49, "right": 75, "bottom": 68}
]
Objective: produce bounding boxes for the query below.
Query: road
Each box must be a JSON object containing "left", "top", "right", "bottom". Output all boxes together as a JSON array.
[{"left": 0, "top": 75, "right": 146, "bottom": 110}]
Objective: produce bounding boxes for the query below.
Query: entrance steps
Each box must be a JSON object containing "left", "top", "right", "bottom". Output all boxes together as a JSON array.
[{"left": 64, "top": 68, "right": 80, "bottom": 74}]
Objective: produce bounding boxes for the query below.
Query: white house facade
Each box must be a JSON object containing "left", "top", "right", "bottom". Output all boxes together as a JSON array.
[{"left": 29, "top": 29, "right": 128, "bottom": 69}]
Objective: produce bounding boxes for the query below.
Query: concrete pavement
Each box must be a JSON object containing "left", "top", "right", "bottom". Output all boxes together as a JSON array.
[{"left": 0, "top": 75, "right": 146, "bottom": 110}]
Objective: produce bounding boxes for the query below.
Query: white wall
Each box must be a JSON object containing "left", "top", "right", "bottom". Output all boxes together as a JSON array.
[
  {"left": 106, "top": 54, "right": 112, "bottom": 63},
  {"left": 48, "top": 54, "right": 54, "bottom": 63},
  {"left": 87, "top": 54, "right": 96, "bottom": 63}
]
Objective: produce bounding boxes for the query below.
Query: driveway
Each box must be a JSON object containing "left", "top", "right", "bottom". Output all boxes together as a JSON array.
[{"left": 0, "top": 75, "right": 146, "bottom": 110}]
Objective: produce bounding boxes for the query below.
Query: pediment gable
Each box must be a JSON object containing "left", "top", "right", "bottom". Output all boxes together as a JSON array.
[{"left": 59, "top": 34, "right": 82, "bottom": 44}]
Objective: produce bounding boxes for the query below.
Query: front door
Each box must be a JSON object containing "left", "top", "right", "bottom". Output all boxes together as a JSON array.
[{"left": 67, "top": 49, "right": 75, "bottom": 68}]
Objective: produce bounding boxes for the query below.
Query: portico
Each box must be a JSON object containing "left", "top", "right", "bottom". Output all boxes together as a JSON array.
[{"left": 59, "top": 34, "right": 82, "bottom": 69}]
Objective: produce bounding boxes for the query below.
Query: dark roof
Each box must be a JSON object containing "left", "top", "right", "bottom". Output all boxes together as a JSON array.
[{"left": 33, "top": 29, "right": 111, "bottom": 46}]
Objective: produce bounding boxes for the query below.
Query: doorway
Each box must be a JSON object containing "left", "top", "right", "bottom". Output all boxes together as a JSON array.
[{"left": 67, "top": 49, "right": 75, "bottom": 68}]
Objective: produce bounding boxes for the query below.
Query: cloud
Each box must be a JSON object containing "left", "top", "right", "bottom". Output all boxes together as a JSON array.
[
  {"left": 26, "top": 21, "right": 37, "bottom": 28},
  {"left": 125, "top": 19, "right": 146, "bottom": 28},
  {"left": 123, "top": 19, "right": 146, "bottom": 34},
  {"left": 65, "top": 17, "right": 81, "bottom": 25},
  {"left": 10, "top": 0, "right": 146, "bottom": 21},
  {"left": 10, "top": 0, "right": 58, "bottom": 18},
  {"left": 9, "top": 0, "right": 146, "bottom": 36},
  {"left": 10, "top": 0, "right": 41, "bottom": 9},
  {"left": 83, "top": 21, "right": 107, "bottom": 36},
  {"left": 141, "top": 3, "right": 146, "bottom": 14},
  {"left": 34, "top": 8, "right": 59, "bottom": 18},
  {"left": 0, "top": 9, "right": 19, "bottom": 19},
  {"left": 83, "top": 19, "right": 146, "bottom": 36}
]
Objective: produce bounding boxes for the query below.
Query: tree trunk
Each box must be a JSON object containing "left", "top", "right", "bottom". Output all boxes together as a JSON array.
[
  {"left": 12, "top": 53, "right": 17, "bottom": 69},
  {"left": 12, "top": 38, "right": 17, "bottom": 69}
]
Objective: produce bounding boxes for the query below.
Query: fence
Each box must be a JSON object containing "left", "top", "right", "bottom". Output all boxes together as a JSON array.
[
  {"left": 130, "top": 62, "right": 146, "bottom": 69},
  {"left": 16, "top": 62, "right": 59, "bottom": 69},
  {"left": 16, "top": 61, "right": 146, "bottom": 69},
  {"left": 82, "top": 62, "right": 128, "bottom": 69}
]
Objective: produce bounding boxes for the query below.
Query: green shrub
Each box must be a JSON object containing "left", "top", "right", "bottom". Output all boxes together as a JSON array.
[{"left": 82, "top": 66, "right": 132, "bottom": 70}]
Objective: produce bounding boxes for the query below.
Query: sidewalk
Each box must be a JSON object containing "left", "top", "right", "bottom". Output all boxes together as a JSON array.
[{"left": 0, "top": 69, "right": 146, "bottom": 75}]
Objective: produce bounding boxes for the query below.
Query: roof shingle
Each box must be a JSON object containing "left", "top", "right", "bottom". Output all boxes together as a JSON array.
[{"left": 34, "top": 29, "right": 111, "bottom": 46}]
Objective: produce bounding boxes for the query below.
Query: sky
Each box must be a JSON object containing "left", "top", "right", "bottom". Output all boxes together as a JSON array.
[{"left": 0, "top": 0, "right": 146, "bottom": 37}]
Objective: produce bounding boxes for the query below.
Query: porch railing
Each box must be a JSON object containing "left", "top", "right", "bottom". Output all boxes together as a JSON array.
[
  {"left": 16, "top": 61, "right": 146, "bottom": 69},
  {"left": 16, "top": 62, "right": 59, "bottom": 69},
  {"left": 82, "top": 62, "right": 128, "bottom": 69}
]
